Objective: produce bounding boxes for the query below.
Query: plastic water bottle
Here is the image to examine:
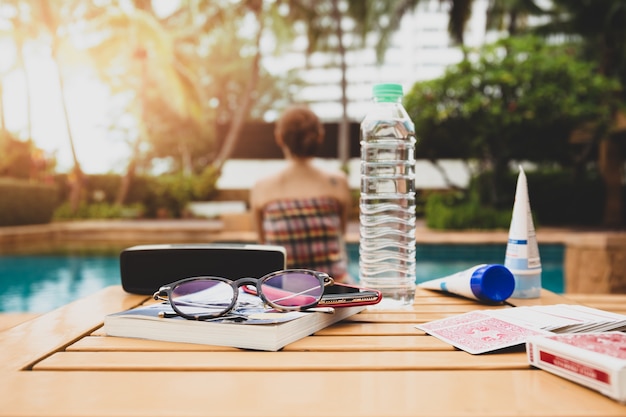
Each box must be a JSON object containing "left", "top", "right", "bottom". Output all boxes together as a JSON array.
[{"left": 359, "top": 83, "right": 416, "bottom": 307}]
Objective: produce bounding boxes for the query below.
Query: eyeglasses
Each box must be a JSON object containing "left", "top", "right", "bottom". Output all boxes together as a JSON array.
[{"left": 153, "top": 269, "right": 334, "bottom": 320}]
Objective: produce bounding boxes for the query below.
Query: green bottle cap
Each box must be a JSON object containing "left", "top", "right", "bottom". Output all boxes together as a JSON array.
[{"left": 372, "top": 83, "right": 403, "bottom": 102}]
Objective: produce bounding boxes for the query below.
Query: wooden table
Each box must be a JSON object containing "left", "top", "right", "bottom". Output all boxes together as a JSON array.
[{"left": 1, "top": 286, "right": 625, "bottom": 417}]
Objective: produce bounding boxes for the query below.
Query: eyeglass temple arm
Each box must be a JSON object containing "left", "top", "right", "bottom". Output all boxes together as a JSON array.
[
  {"left": 322, "top": 275, "right": 335, "bottom": 286},
  {"left": 153, "top": 287, "right": 170, "bottom": 302}
]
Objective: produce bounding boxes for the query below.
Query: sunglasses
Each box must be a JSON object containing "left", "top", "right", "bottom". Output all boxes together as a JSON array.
[{"left": 153, "top": 269, "right": 334, "bottom": 320}]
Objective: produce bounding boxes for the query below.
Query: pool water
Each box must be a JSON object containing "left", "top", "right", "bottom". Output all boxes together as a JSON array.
[
  {"left": 348, "top": 243, "right": 564, "bottom": 293},
  {"left": 0, "top": 243, "right": 564, "bottom": 313},
  {"left": 1, "top": 254, "right": 121, "bottom": 313}
]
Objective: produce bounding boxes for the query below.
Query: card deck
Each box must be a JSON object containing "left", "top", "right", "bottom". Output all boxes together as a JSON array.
[{"left": 417, "top": 304, "right": 626, "bottom": 355}]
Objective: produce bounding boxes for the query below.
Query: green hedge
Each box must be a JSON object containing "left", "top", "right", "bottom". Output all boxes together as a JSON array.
[
  {"left": 425, "top": 169, "right": 610, "bottom": 230},
  {"left": 0, "top": 178, "right": 59, "bottom": 226},
  {"left": 425, "top": 192, "right": 512, "bottom": 230},
  {"left": 50, "top": 172, "right": 219, "bottom": 220}
]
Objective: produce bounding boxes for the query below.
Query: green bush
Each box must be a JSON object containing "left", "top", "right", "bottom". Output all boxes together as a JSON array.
[
  {"left": 50, "top": 167, "right": 221, "bottom": 220},
  {"left": 53, "top": 202, "right": 145, "bottom": 220},
  {"left": 82, "top": 174, "right": 120, "bottom": 203},
  {"left": 527, "top": 170, "right": 605, "bottom": 226},
  {"left": 51, "top": 173, "right": 197, "bottom": 219},
  {"left": 425, "top": 168, "right": 609, "bottom": 229},
  {"left": 0, "top": 178, "right": 59, "bottom": 226},
  {"left": 405, "top": 35, "right": 621, "bottom": 208},
  {"left": 193, "top": 166, "right": 220, "bottom": 201},
  {"left": 425, "top": 192, "right": 511, "bottom": 230},
  {"left": 142, "top": 174, "right": 197, "bottom": 218}
]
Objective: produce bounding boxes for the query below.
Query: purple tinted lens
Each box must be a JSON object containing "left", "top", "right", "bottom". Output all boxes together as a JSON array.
[
  {"left": 261, "top": 272, "right": 323, "bottom": 307},
  {"left": 171, "top": 279, "right": 234, "bottom": 316}
]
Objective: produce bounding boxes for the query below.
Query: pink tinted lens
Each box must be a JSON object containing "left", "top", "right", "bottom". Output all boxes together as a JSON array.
[{"left": 261, "top": 272, "right": 323, "bottom": 307}]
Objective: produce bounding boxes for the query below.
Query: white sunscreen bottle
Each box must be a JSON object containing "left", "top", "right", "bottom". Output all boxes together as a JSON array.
[
  {"left": 418, "top": 264, "right": 515, "bottom": 303},
  {"left": 505, "top": 166, "right": 542, "bottom": 298}
]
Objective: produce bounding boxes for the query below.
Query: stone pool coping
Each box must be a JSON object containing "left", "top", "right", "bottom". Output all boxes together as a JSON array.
[{"left": 0, "top": 217, "right": 612, "bottom": 245}]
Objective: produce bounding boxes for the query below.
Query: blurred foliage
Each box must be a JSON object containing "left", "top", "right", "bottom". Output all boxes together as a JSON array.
[
  {"left": 0, "top": 133, "right": 32, "bottom": 179},
  {"left": 425, "top": 191, "right": 512, "bottom": 230},
  {"left": 426, "top": 168, "right": 607, "bottom": 229},
  {"left": 0, "top": 178, "right": 59, "bottom": 226},
  {"left": 0, "top": 132, "right": 55, "bottom": 181},
  {"left": 193, "top": 165, "right": 220, "bottom": 201},
  {"left": 534, "top": 0, "right": 626, "bottom": 96},
  {"left": 406, "top": 35, "right": 620, "bottom": 170},
  {"left": 141, "top": 174, "right": 197, "bottom": 218},
  {"left": 405, "top": 35, "right": 621, "bottom": 215},
  {"left": 50, "top": 172, "right": 219, "bottom": 220},
  {"left": 53, "top": 202, "right": 144, "bottom": 220}
]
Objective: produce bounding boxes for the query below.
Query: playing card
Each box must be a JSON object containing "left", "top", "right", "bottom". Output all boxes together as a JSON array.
[
  {"left": 417, "top": 311, "right": 550, "bottom": 354},
  {"left": 418, "top": 305, "right": 626, "bottom": 355},
  {"left": 417, "top": 311, "right": 491, "bottom": 332}
]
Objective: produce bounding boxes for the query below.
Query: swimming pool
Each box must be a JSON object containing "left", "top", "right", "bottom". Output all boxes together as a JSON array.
[{"left": 0, "top": 243, "right": 564, "bottom": 313}]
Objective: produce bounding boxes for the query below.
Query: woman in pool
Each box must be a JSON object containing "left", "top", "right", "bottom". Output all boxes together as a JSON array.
[{"left": 250, "top": 105, "right": 352, "bottom": 283}]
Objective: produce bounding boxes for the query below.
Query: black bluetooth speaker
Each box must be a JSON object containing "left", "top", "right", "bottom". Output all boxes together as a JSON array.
[{"left": 119, "top": 243, "right": 286, "bottom": 295}]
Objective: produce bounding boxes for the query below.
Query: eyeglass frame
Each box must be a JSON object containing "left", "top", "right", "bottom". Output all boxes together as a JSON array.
[{"left": 153, "top": 269, "right": 334, "bottom": 320}]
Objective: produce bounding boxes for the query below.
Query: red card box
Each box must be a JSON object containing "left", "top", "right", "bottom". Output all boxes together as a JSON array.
[{"left": 526, "top": 332, "right": 626, "bottom": 403}]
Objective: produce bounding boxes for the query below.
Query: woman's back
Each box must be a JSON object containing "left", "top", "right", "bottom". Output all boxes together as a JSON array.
[
  {"left": 250, "top": 105, "right": 352, "bottom": 282},
  {"left": 261, "top": 196, "right": 347, "bottom": 279}
]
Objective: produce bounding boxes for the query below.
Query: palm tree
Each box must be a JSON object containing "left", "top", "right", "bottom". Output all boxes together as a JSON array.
[
  {"left": 438, "top": 0, "right": 625, "bottom": 227},
  {"left": 0, "top": 0, "right": 35, "bottom": 141},
  {"left": 84, "top": 2, "right": 205, "bottom": 205},
  {"left": 280, "top": 0, "right": 421, "bottom": 167},
  {"left": 532, "top": 0, "right": 626, "bottom": 227},
  {"left": 210, "top": 0, "right": 265, "bottom": 172},
  {"left": 35, "top": 1, "right": 85, "bottom": 212},
  {"left": 443, "top": 0, "right": 544, "bottom": 44}
]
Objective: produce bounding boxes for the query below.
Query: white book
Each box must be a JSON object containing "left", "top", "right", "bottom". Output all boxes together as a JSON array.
[
  {"left": 526, "top": 332, "right": 626, "bottom": 403},
  {"left": 104, "top": 301, "right": 365, "bottom": 352}
]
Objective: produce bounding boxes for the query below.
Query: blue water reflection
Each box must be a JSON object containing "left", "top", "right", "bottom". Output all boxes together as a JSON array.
[
  {"left": 1, "top": 255, "right": 121, "bottom": 313},
  {"left": 0, "top": 243, "right": 564, "bottom": 313},
  {"left": 347, "top": 243, "right": 564, "bottom": 294}
]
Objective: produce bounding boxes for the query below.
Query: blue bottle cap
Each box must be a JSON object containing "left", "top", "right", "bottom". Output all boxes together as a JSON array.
[{"left": 470, "top": 264, "right": 515, "bottom": 302}]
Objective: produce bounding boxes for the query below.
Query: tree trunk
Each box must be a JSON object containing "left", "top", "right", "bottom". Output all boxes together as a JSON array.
[
  {"left": 116, "top": 47, "right": 148, "bottom": 206},
  {"left": 331, "top": 0, "right": 350, "bottom": 169},
  {"left": 14, "top": 21, "right": 32, "bottom": 141},
  {"left": 211, "top": 2, "right": 264, "bottom": 172},
  {"left": 0, "top": 81, "right": 4, "bottom": 132},
  {"left": 39, "top": 2, "right": 83, "bottom": 212},
  {"left": 52, "top": 48, "right": 83, "bottom": 213},
  {"left": 599, "top": 137, "right": 624, "bottom": 227}
]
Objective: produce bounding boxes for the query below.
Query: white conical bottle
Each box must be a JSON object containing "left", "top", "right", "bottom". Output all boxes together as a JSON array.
[{"left": 505, "top": 166, "right": 542, "bottom": 298}]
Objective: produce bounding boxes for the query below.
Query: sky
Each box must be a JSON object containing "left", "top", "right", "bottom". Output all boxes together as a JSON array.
[
  {"left": 0, "top": 1, "right": 480, "bottom": 176},
  {"left": 2, "top": 45, "right": 132, "bottom": 174}
]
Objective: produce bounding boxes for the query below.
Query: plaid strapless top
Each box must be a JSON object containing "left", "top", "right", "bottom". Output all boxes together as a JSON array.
[{"left": 262, "top": 197, "right": 347, "bottom": 280}]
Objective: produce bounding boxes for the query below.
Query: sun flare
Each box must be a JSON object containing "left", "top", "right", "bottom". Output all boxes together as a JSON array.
[{"left": 2, "top": 46, "right": 130, "bottom": 174}]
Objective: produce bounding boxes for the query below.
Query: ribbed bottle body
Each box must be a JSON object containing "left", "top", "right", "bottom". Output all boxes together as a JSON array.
[{"left": 359, "top": 100, "right": 417, "bottom": 307}]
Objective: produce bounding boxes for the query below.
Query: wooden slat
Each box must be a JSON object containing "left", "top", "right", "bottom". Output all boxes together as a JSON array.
[
  {"left": 285, "top": 335, "right": 453, "bottom": 351},
  {"left": 315, "top": 322, "right": 422, "bottom": 335},
  {"left": 32, "top": 350, "right": 529, "bottom": 371},
  {"left": 0, "top": 313, "right": 39, "bottom": 332},
  {"left": 507, "top": 290, "right": 578, "bottom": 307},
  {"left": 354, "top": 302, "right": 507, "bottom": 320},
  {"left": 3, "top": 370, "right": 626, "bottom": 417},
  {"left": 346, "top": 311, "right": 473, "bottom": 323},
  {"left": 67, "top": 336, "right": 240, "bottom": 352},
  {"left": 3, "top": 286, "right": 626, "bottom": 417},
  {"left": 68, "top": 334, "right": 451, "bottom": 352},
  {"left": 565, "top": 294, "right": 626, "bottom": 315},
  {"left": 0, "top": 286, "right": 148, "bottom": 371}
]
